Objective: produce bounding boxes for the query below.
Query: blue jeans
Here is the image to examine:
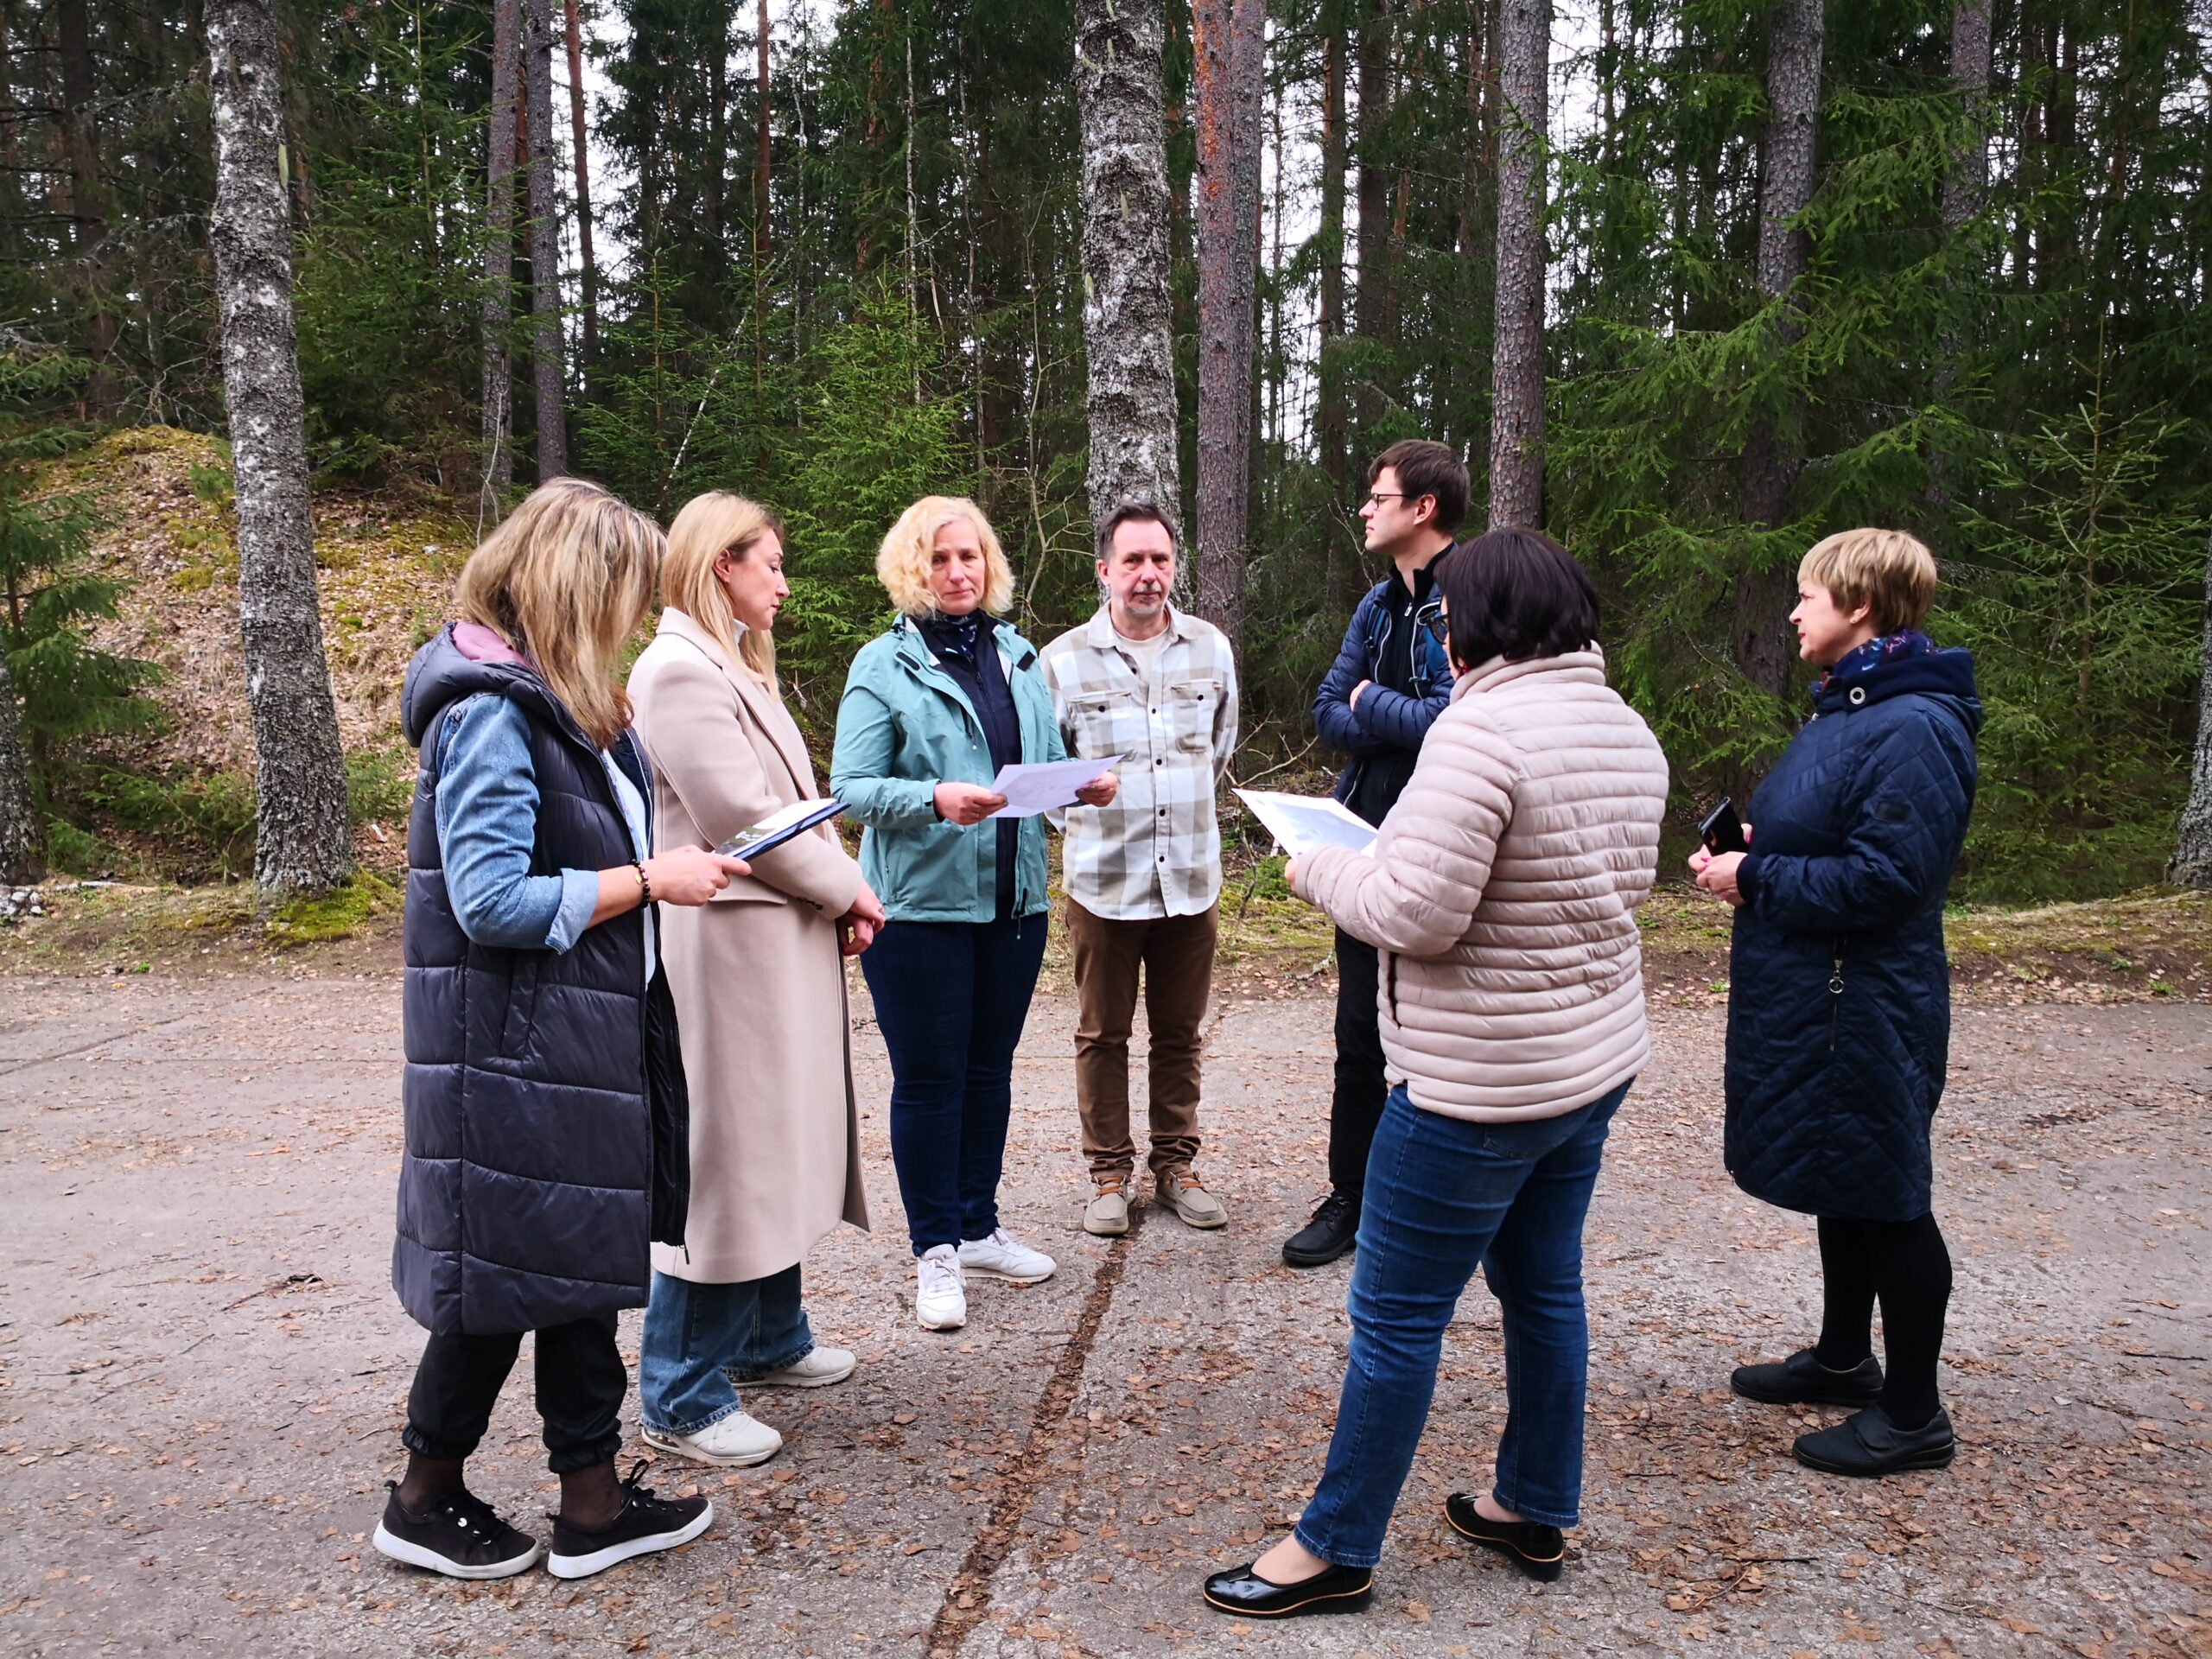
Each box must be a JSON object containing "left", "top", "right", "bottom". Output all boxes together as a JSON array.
[
  {"left": 638, "top": 1265, "right": 813, "bottom": 1435},
  {"left": 859, "top": 912, "right": 1048, "bottom": 1255},
  {"left": 1294, "top": 1080, "right": 1629, "bottom": 1567}
]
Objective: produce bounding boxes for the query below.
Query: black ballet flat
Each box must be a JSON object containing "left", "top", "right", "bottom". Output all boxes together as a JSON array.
[
  {"left": 1201, "top": 1559, "right": 1374, "bottom": 1618},
  {"left": 1443, "top": 1492, "right": 1566, "bottom": 1582}
]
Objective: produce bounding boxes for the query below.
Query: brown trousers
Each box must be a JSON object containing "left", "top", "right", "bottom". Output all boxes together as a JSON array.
[{"left": 1066, "top": 897, "right": 1218, "bottom": 1182}]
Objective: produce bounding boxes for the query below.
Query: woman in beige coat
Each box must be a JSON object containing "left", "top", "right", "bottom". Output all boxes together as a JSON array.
[
  {"left": 1203, "top": 529, "right": 1669, "bottom": 1620},
  {"left": 626, "top": 493, "right": 886, "bottom": 1470}
]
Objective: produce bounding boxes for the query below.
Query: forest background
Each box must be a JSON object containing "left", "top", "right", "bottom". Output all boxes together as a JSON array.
[{"left": 2, "top": 0, "right": 2209, "bottom": 910}]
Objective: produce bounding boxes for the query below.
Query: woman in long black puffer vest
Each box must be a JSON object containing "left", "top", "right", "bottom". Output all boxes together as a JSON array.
[
  {"left": 376, "top": 479, "right": 746, "bottom": 1584},
  {"left": 1692, "top": 528, "right": 1979, "bottom": 1479}
]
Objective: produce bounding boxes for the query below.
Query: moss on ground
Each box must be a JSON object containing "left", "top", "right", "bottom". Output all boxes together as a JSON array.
[{"left": 262, "top": 873, "right": 399, "bottom": 948}]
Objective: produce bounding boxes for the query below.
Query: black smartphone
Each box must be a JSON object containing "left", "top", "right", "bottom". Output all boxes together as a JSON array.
[{"left": 1698, "top": 798, "right": 1748, "bottom": 856}]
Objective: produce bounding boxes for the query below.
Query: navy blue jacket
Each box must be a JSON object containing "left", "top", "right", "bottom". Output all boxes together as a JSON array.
[
  {"left": 393, "top": 624, "right": 690, "bottom": 1336},
  {"left": 1723, "top": 645, "right": 1981, "bottom": 1222},
  {"left": 1313, "top": 574, "right": 1453, "bottom": 810}
]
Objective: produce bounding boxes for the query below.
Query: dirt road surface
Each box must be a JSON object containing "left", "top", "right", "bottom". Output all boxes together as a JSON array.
[{"left": 2, "top": 973, "right": 2207, "bottom": 1657}]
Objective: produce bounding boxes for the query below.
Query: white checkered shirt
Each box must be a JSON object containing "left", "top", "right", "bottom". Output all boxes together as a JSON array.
[{"left": 1039, "top": 606, "right": 1239, "bottom": 921}]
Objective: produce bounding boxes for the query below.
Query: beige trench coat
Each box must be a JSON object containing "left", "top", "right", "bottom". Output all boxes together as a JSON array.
[{"left": 628, "top": 607, "right": 871, "bottom": 1284}]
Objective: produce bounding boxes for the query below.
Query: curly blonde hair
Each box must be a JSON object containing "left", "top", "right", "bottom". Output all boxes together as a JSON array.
[
  {"left": 663, "top": 492, "right": 781, "bottom": 683},
  {"left": 454, "top": 478, "right": 662, "bottom": 749},
  {"left": 1798, "top": 529, "right": 1938, "bottom": 635},
  {"left": 875, "top": 496, "right": 1015, "bottom": 618}
]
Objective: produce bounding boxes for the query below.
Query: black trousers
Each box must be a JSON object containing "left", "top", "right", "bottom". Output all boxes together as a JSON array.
[
  {"left": 1815, "top": 1212, "right": 1953, "bottom": 1431},
  {"left": 402, "top": 1313, "right": 626, "bottom": 1474},
  {"left": 1328, "top": 929, "right": 1388, "bottom": 1199}
]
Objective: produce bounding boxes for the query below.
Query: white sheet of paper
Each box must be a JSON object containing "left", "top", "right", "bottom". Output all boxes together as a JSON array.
[
  {"left": 1233, "top": 787, "right": 1378, "bottom": 859},
  {"left": 986, "top": 754, "right": 1122, "bottom": 819}
]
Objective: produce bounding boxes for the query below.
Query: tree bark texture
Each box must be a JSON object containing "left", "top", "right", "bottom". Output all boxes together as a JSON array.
[
  {"left": 2170, "top": 531, "right": 2212, "bottom": 887},
  {"left": 523, "top": 0, "right": 566, "bottom": 479},
  {"left": 482, "top": 0, "right": 519, "bottom": 505},
  {"left": 1734, "top": 0, "right": 1824, "bottom": 702},
  {"left": 1192, "top": 0, "right": 1265, "bottom": 658},
  {"left": 1352, "top": 0, "right": 1390, "bottom": 436},
  {"left": 57, "top": 0, "right": 118, "bottom": 415},
  {"left": 1319, "top": 0, "right": 1351, "bottom": 608},
  {"left": 205, "top": 0, "right": 355, "bottom": 898},
  {"left": 0, "top": 652, "right": 41, "bottom": 884},
  {"left": 1926, "top": 0, "right": 1993, "bottom": 513},
  {"left": 1488, "top": 0, "right": 1547, "bottom": 530},
  {"left": 1074, "top": 0, "right": 1182, "bottom": 550},
  {"left": 562, "top": 0, "right": 599, "bottom": 365}
]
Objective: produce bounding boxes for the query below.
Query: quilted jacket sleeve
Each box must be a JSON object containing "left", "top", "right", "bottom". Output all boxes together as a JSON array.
[
  {"left": 1313, "top": 595, "right": 1387, "bottom": 758},
  {"left": 1293, "top": 707, "right": 1517, "bottom": 957},
  {"left": 1737, "top": 708, "right": 1972, "bottom": 934}
]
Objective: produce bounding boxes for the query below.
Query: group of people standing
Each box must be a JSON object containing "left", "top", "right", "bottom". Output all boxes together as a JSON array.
[{"left": 370, "top": 442, "right": 1981, "bottom": 1618}]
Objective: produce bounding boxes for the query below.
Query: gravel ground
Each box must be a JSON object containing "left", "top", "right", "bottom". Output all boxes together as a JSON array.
[{"left": 1, "top": 970, "right": 2206, "bottom": 1658}]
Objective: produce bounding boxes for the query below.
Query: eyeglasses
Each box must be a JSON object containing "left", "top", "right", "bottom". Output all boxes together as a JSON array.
[
  {"left": 1414, "top": 598, "right": 1448, "bottom": 645},
  {"left": 1362, "top": 491, "right": 1408, "bottom": 509}
]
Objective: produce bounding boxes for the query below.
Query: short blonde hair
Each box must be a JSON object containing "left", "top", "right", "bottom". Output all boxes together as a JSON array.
[
  {"left": 664, "top": 492, "right": 781, "bottom": 683},
  {"left": 454, "top": 478, "right": 662, "bottom": 749},
  {"left": 1798, "top": 528, "right": 1938, "bottom": 634},
  {"left": 876, "top": 496, "right": 1015, "bottom": 618}
]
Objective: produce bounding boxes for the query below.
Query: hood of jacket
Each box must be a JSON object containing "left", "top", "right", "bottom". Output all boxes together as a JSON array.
[{"left": 1811, "top": 642, "right": 1983, "bottom": 735}]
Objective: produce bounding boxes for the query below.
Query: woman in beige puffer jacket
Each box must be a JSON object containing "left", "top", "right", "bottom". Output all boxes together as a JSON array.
[{"left": 1203, "top": 529, "right": 1668, "bottom": 1622}]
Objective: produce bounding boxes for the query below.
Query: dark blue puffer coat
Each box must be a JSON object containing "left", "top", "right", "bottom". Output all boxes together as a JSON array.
[
  {"left": 1723, "top": 645, "right": 1980, "bottom": 1222},
  {"left": 393, "top": 624, "right": 689, "bottom": 1336}
]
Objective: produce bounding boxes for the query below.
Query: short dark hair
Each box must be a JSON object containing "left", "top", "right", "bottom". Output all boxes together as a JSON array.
[
  {"left": 1097, "top": 501, "right": 1178, "bottom": 563},
  {"left": 1367, "top": 439, "right": 1469, "bottom": 534},
  {"left": 1433, "top": 528, "right": 1601, "bottom": 667}
]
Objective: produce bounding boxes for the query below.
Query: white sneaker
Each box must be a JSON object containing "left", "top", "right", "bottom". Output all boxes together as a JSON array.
[
  {"left": 957, "top": 1227, "right": 1057, "bottom": 1285},
  {"left": 639, "top": 1410, "right": 783, "bottom": 1468},
  {"left": 915, "top": 1244, "right": 967, "bottom": 1331},
  {"left": 733, "top": 1346, "right": 857, "bottom": 1389}
]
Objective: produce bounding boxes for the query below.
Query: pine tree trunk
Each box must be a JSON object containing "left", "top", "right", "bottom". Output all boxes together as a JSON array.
[
  {"left": 1734, "top": 0, "right": 1824, "bottom": 702},
  {"left": 1488, "top": 0, "right": 1547, "bottom": 530},
  {"left": 562, "top": 0, "right": 599, "bottom": 366},
  {"left": 0, "top": 651, "right": 41, "bottom": 884},
  {"left": 1075, "top": 0, "right": 1181, "bottom": 545},
  {"left": 1927, "top": 0, "right": 1992, "bottom": 513},
  {"left": 205, "top": 0, "right": 354, "bottom": 899},
  {"left": 754, "top": 0, "right": 772, "bottom": 388},
  {"left": 2171, "top": 531, "right": 2212, "bottom": 888},
  {"left": 57, "top": 0, "right": 118, "bottom": 416},
  {"left": 1352, "top": 0, "right": 1391, "bottom": 438},
  {"left": 523, "top": 0, "right": 565, "bottom": 479},
  {"left": 1319, "top": 0, "right": 1350, "bottom": 608},
  {"left": 482, "top": 0, "right": 518, "bottom": 509},
  {"left": 1192, "top": 0, "right": 1265, "bottom": 659}
]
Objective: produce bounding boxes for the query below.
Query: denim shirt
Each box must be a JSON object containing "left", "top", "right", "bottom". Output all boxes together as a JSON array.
[{"left": 434, "top": 691, "right": 655, "bottom": 978}]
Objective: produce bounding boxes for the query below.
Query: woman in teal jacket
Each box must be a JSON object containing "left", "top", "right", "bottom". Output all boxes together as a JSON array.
[{"left": 831, "top": 496, "right": 1116, "bottom": 1334}]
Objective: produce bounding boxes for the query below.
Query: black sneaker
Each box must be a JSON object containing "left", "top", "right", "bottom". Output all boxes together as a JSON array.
[
  {"left": 546, "top": 1462, "right": 714, "bottom": 1580},
  {"left": 372, "top": 1482, "right": 542, "bottom": 1580},
  {"left": 1731, "top": 1347, "right": 1884, "bottom": 1407},
  {"left": 1794, "top": 1405, "right": 1957, "bottom": 1478},
  {"left": 1281, "top": 1191, "right": 1359, "bottom": 1269}
]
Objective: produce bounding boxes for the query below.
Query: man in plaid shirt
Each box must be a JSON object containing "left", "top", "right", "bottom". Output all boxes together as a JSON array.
[{"left": 1041, "top": 504, "right": 1239, "bottom": 1237}]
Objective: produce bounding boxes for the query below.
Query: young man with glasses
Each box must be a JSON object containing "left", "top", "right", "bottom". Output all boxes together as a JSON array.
[{"left": 1286, "top": 439, "right": 1467, "bottom": 1268}]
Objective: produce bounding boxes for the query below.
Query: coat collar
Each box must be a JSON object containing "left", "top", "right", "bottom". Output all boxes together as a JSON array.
[
  {"left": 657, "top": 607, "right": 815, "bottom": 796},
  {"left": 657, "top": 605, "right": 738, "bottom": 673},
  {"left": 1450, "top": 647, "right": 1609, "bottom": 702},
  {"left": 892, "top": 611, "right": 1039, "bottom": 671}
]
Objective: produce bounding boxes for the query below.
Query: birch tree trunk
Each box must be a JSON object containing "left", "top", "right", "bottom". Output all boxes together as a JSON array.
[
  {"left": 205, "top": 0, "right": 354, "bottom": 898},
  {"left": 1192, "top": 0, "right": 1264, "bottom": 658},
  {"left": 1488, "top": 0, "right": 1547, "bottom": 529},
  {"left": 523, "top": 0, "right": 566, "bottom": 479},
  {"left": 481, "top": 0, "right": 518, "bottom": 510},
  {"left": 1927, "top": 0, "right": 1992, "bottom": 512},
  {"left": 1733, "top": 0, "right": 1824, "bottom": 702},
  {"left": 0, "top": 652, "right": 40, "bottom": 884},
  {"left": 1075, "top": 0, "right": 1181, "bottom": 548},
  {"left": 562, "top": 0, "right": 599, "bottom": 366},
  {"left": 2170, "top": 530, "right": 2212, "bottom": 887}
]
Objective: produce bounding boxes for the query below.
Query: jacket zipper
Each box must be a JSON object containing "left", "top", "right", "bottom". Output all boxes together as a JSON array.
[{"left": 1827, "top": 942, "right": 1846, "bottom": 1054}]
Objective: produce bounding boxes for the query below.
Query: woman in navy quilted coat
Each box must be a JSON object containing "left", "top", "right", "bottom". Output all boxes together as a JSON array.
[{"left": 1691, "top": 529, "right": 1979, "bottom": 1479}]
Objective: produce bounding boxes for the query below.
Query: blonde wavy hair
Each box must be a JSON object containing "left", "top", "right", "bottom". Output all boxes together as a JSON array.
[
  {"left": 453, "top": 477, "right": 662, "bottom": 749},
  {"left": 876, "top": 495, "right": 1015, "bottom": 618},
  {"left": 1799, "top": 528, "right": 1939, "bottom": 635},
  {"left": 663, "top": 492, "right": 782, "bottom": 683}
]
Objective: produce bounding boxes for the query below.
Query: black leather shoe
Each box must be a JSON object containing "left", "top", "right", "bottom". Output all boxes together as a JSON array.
[
  {"left": 1281, "top": 1191, "right": 1359, "bottom": 1268},
  {"left": 1794, "top": 1405, "right": 1956, "bottom": 1477},
  {"left": 1202, "top": 1560, "right": 1374, "bottom": 1618},
  {"left": 1443, "top": 1492, "right": 1566, "bottom": 1582},
  {"left": 1731, "top": 1347, "right": 1883, "bottom": 1407}
]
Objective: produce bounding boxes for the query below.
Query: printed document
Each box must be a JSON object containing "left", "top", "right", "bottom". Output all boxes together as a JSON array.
[
  {"left": 1234, "top": 788, "right": 1378, "bottom": 859},
  {"left": 986, "top": 754, "right": 1122, "bottom": 819}
]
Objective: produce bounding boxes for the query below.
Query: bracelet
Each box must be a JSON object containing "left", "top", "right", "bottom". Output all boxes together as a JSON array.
[{"left": 634, "top": 860, "right": 652, "bottom": 906}]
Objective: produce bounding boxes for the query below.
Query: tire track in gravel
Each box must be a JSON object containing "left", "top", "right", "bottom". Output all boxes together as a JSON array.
[{"left": 924, "top": 1204, "right": 1150, "bottom": 1657}]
